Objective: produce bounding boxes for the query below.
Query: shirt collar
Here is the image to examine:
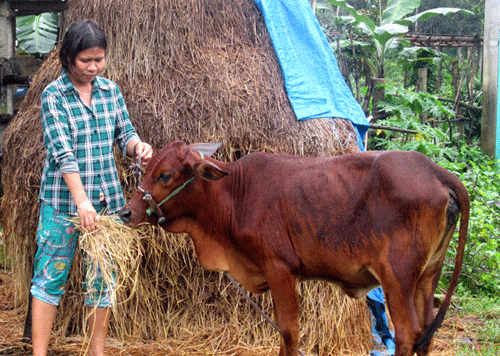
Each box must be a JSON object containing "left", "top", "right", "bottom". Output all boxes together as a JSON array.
[{"left": 60, "top": 69, "right": 112, "bottom": 94}]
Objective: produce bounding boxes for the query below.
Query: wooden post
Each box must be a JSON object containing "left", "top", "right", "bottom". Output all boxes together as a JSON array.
[
  {"left": 497, "top": 34, "right": 500, "bottom": 160},
  {"left": 482, "top": 0, "right": 500, "bottom": 159},
  {"left": 371, "top": 77, "right": 386, "bottom": 120},
  {"left": 417, "top": 68, "right": 428, "bottom": 92},
  {"left": 437, "top": 46, "right": 442, "bottom": 90},
  {"left": 452, "top": 59, "right": 460, "bottom": 95},
  {"left": 417, "top": 68, "right": 428, "bottom": 122},
  {"left": 0, "top": 2, "right": 16, "bottom": 117}
]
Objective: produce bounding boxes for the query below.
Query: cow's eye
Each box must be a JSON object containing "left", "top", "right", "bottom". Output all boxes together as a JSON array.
[{"left": 158, "top": 173, "right": 172, "bottom": 183}]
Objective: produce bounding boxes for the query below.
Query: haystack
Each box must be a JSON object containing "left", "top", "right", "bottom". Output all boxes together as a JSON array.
[{"left": 1, "top": 0, "right": 372, "bottom": 354}]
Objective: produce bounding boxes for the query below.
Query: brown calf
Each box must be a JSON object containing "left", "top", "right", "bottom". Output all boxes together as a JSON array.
[{"left": 119, "top": 141, "right": 469, "bottom": 356}]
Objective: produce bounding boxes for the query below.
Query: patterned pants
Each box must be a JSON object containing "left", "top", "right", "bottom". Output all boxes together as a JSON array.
[{"left": 30, "top": 202, "right": 113, "bottom": 307}]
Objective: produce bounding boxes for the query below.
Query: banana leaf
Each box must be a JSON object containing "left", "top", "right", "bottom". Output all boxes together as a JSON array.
[{"left": 16, "top": 13, "right": 59, "bottom": 56}]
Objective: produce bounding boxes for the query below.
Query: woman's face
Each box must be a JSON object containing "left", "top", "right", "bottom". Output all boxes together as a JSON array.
[{"left": 68, "top": 47, "right": 106, "bottom": 87}]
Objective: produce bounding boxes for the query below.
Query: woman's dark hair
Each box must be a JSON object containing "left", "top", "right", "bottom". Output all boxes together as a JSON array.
[{"left": 59, "top": 19, "right": 107, "bottom": 72}]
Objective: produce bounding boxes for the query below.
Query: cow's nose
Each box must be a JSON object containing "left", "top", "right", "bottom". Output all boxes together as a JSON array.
[{"left": 119, "top": 207, "right": 131, "bottom": 223}]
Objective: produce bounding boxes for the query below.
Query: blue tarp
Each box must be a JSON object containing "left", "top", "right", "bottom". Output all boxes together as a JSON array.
[{"left": 253, "top": 0, "right": 369, "bottom": 149}]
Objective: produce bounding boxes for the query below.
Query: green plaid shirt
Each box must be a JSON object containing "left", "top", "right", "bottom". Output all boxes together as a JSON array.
[{"left": 39, "top": 70, "right": 139, "bottom": 215}]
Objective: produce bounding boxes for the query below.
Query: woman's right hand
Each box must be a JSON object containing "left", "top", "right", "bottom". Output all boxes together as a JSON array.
[
  {"left": 134, "top": 141, "right": 153, "bottom": 167},
  {"left": 78, "top": 200, "right": 98, "bottom": 232}
]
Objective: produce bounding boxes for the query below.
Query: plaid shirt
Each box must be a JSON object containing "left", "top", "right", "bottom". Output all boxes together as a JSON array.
[{"left": 39, "top": 70, "right": 140, "bottom": 215}]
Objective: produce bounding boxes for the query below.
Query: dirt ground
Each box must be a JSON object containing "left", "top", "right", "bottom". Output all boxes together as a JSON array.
[{"left": 0, "top": 269, "right": 489, "bottom": 356}]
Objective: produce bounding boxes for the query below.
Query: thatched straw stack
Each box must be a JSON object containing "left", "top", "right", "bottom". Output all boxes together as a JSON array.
[{"left": 1, "top": 0, "right": 372, "bottom": 354}]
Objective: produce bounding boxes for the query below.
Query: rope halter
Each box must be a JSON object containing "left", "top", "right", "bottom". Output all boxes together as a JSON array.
[{"left": 134, "top": 152, "right": 203, "bottom": 225}]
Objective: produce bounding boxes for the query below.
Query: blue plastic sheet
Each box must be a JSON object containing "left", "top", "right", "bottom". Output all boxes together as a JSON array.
[{"left": 253, "top": 0, "right": 369, "bottom": 149}]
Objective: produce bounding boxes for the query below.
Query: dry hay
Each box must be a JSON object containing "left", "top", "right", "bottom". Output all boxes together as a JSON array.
[
  {"left": 68, "top": 0, "right": 360, "bottom": 159},
  {"left": 0, "top": 0, "right": 371, "bottom": 354},
  {"left": 72, "top": 216, "right": 148, "bottom": 307},
  {"left": 0, "top": 268, "right": 488, "bottom": 356}
]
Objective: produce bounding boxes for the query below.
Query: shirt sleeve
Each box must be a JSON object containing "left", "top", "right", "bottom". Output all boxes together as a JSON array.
[
  {"left": 41, "top": 90, "right": 79, "bottom": 172},
  {"left": 112, "top": 84, "right": 140, "bottom": 155}
]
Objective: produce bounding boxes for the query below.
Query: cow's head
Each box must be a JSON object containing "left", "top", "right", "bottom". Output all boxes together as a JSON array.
[{"left": 119, "top": 140, "right": 226, "bottom": 226}]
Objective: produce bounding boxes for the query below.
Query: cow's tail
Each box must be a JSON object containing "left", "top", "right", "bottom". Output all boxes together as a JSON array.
[{"left": 414, "top": 181, "right": 470, "bottom": 353}]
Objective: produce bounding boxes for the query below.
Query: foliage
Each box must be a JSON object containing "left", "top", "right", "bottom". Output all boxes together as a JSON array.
[
  {"left": 378, "top": 86, "right": 453, "bottom": 119},
  {"left": 412, "top": 0, "right": 485, "bottom": 36},
  {"left": 369, "top": 87, "right": 500, "bottom": 298},
  {"left": 396, "top": 47, "right": 441, "bottom": 92},
  {"left": 447, "top": 154, "right": 500, "bottom": 298},
  {"left": 325, "top": 0, "right": 473, "bottom": 78},
  {"left": 16, "top": 13, "right": 59, "bottom": 58}
]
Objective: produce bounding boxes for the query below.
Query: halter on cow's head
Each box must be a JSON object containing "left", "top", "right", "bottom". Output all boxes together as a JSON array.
[{"left": 119, "top": 141, "right": 225, "bottom": 226}]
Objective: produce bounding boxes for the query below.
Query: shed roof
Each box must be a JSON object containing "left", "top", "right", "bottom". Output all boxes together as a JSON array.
[{"left": 1, "top": 0, "right": 68, "bottom": 16}]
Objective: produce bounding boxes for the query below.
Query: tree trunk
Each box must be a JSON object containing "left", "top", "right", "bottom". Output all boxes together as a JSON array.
[
  {"left": 371, "top": 77, "right": 386, "bottom": 120},
  {"left": 417, "top": 68, "right": 428, "bottom": 92},
  {"left": 417, "top": 68, "right": 428, "bottom": 122}
]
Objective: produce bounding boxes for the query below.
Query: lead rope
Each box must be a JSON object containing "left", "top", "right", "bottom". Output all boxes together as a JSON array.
[
  {"left": 130, "top": 154, "right": 143, "bottom": 184},
  {"left": 224, "top": 272, "right": 306, "bottom": 356}
]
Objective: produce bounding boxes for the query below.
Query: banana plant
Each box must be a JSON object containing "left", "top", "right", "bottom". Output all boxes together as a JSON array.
[
  {"left": 328, "top": 0, "right": 473, "bottom": 79},
  {"left": 16, "top": 12, "right": 59, "bottom": 57}
]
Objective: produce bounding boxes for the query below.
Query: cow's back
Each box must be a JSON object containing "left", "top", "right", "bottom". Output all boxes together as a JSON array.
[{"left": 221, "top": 150, "right": 459, "bottom": 289}]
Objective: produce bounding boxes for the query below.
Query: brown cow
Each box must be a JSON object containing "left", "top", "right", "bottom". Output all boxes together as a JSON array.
[{"left": 119, "top": 140, "right": 469, "bottom": 356}]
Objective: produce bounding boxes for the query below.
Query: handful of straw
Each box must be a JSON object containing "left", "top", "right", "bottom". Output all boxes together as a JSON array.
[{"left": 71, "top": 215, "right": 155, "bottom": 306}]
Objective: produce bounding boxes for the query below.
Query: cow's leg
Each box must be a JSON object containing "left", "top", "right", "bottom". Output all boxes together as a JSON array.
[
  {"left": 413, "top": 275, "right": 436, "bottom": 356},
  {"left": 380, "top": 259, "right": 424, "bottom": 356},
  {"left": 384, "top": 289, "right": 422, "bottom": 356},
  {"left": 265, "top": 261, "right": 300, "bottom": 356},
  {"left": 414, "top": 266, "right": 444, "bottom": 356},
  {"left": 414, "top": 223, "right": 456, "bottom": 356}
]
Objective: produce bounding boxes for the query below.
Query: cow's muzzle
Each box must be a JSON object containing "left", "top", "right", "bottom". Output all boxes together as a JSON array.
[
  {"left": 118, "top": 207, "right": 132, "bottom": 224},
  {"left": 118, "top": 187, "right": 167, "bottom": 225}
]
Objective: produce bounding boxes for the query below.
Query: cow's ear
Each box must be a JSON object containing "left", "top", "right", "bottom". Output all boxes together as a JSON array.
[
  {"left": 189, "top": 142, "right": 223, "bottom": 158},
  {"left": 196, "top": 161, "right": 228, "bottom": 181}
]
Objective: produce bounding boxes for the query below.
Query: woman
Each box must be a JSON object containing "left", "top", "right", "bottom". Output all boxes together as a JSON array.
[{"left": 31, "top": 19, "right": 153, "bottom": 356}]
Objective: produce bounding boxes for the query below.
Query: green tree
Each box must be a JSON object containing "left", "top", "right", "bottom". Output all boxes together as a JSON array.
[
  {"left": 413, "top": 0, "right": 485, "bottom": 35},
  {"left": 327, "top": 0, "right": 473, "bottom": 78}
]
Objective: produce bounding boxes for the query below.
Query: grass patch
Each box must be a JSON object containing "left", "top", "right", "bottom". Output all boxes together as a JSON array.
[
  {"left": 458, "top": 297, "right": 500, "bottom": 343},
  {"left": 457, "top": 343, "right": 500, "bottom": 355},
  {"left": 451, "top": 296, "right": 500, "bottom": 355}
]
